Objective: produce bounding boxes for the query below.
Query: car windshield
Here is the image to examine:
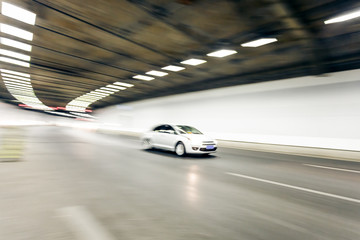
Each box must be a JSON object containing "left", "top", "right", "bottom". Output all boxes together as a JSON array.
[{"left": 175, "top": 125, "right": 203, "bottom": 134}]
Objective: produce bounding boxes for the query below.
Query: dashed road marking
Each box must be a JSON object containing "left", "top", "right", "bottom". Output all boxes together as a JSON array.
[
  {"left": 303, "top": 164, "right": 360, "bottom": 174},
  {"left": 226, "top": 172, "right": 360, "bottom": 204}
]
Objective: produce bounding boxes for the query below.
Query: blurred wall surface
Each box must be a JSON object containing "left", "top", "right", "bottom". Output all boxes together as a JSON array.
[
  {"left": 0, "top": 102, "right": 49, "bottom": 126},
  {"left": 95, "top": 69, "right": 360, "bottom": 151}
]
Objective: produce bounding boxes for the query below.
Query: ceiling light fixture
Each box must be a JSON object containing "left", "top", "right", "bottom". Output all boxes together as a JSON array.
[
  {"left": 106, "top": 84, "right": 126, "bottom": 90},
  {"left": 2, "top": 77, "right": 31, "bottom": 83},
  {"left": 0, "top": 37, "right": 32, "bottom": 51},
  {"left": 0, "top": 69, "right": 30, "bottom": 77},
  {"left": 241, "top": 38, "right": 278, "bottom": 47},
  {"left": 85, "top": 93, "right": 104, "bottom": 97},
  {"left": 95, "top": 89, "right": 113, "bottom": 94},
  {"left": 89, "top": 91, "right": 109, "bottom": 96},
  {"left": 0, "top": 56, "right": 30, "bottom": 67},
  {"left": 100, "top": 87, "right": 119, "bottom": 92},
  {"left": 4, "top": 81, "right": 31, "bottom": 88},
  {"left": 6, "top": 85, "right": 32, "bottom": 91},
  {"left": 207, "top": 49, "right": 237, "bottom": 58},
  {"left": 81, "top": 97, "right": 101, "bottom": 101},
  {"left": 161, "top": 65, "right": 185, "bottom": 72},
  {"left": 82, "top": 94, "right": 103, "bottom": 98},
  {"left": 1, "top": 2, "right": 36, "bottom": 25},
  {"left": 145, "top": 70, "right": 168, "bottom": 77},
  {"left": 1, "top": 73, "right": 31, "bottom": 81},
  {"left": 324, "top": 9, "right": 360, "bottom": 24},
  {"left": 2, "top": 78, "right": 30, "bottom": 85},
  {"left": 180, "top": 58, "right": 207, "bottom": 66},
  {"left": 132, "top": 75, "right": 154, "bottom": 81},
  {"left": 113, "top": 82, "right": 134, "bottom": 87},
  {"left": 0, "top": 49, "right": 31, "bottom": 61},
  {"left": 0, "top": 24, "right": 33, "bottom": 41}
]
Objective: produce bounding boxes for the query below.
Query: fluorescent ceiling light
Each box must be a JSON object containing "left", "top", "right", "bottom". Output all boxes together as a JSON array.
[
  {"left": 161, "top": 65, "right": 185, "bottom": 72},
  {"left": 95, "top": 89, "right": 113, "bottom": 94},
  {"left": 0, "top": 69, "right": 30, "bottom": 77},
  {"left": 1, "top": 73, "right": 30, "bottom": 81},
  {"left": 83, "top": 93, "right": 103, "bottom": 97},
  {"left": 207, "top": 49, "right": 237, "bottom": 58},
  {"left": 4, "top": 79, "right": 31, "bottom": 85},
  {"left": 0, "top": 49, "right": 30, "bottom": 61},
  {"left": 241, "top": 38, "right": 278, "bottom": 47},
  {"left": 4, "top": 81, "right": 31, "bottom": 88},
  {"left": 90, "top": 91, "right": 109, "bottom": 96},
  {"left": 106, "top": 84, "right": 126, "bottom": 90},
  {"left": 0, "top": 24, "right": 33, "bottom": 41},
  {"left": 133, "top": 75, "right": 154, "bottom": 81},
  {"left": 6, "top": 85, "right": 32, "bottom": 90},
  {"left": 113, "top": 82, "right": 134, "bottom": 87},
  {"left": 0, "top": 56, "right": 29, "bottom": 67},
  {"left": 12, "top": 94, "right": 36, "bottom": 98},
  {"left": 14, "top": 95, "right": 40, "bottom": 102},
  {"left": 66, "top": 107, "right": 86, "bottom": 112},
  {"left": 69, "top": 101, "right": 90, "bottom": 106},
  {"left": 75, "top": 100, "right": 93, "bottom": 103},
  {"left": 180, "top": 58, "right": 207, "bottom": 66},
  {"left": 81, "top": 95, "right": 102, "bottom": 99},
  {"left": 3, "top": 77, "right": 31, "bottom": 86},
  {"left": 6, "top": 87, "right": 32, "bottom": 93},
  {"left": 145, "top": 70, "right": 168, "bottom": 77},
  {"left": 80, "top": 97, "right": 101, "bottom": 101},
  {"left": 0, "top": 37, "right": 32, "bottom": 51},
  {"left": 7, "top": 88, "right": 32, "bottom": 93},
  {"left": 8, "top": 91, "right": 34, "bottom": 96},
  {"left": 80, "top": 98, "right": 100, "bottom": 101},
  {"left": 90, "top": 90, "right": 107, "bottom": 94},
  {"left": 324, "top": 10, "right": 360, "bottom": 24},
  {"left": 100, "top": 87, "right": 119, "bottom": 92},
  {"left": 1, "top": 2, "right": 36, "bottom": 25}
]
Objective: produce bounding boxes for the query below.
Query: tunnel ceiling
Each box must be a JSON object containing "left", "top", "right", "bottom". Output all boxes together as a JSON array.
[{"left": 1, "top": 0, "right": 360, "bottom": 112}]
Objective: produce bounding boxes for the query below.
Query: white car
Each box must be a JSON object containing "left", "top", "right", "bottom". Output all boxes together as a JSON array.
[{"left": 141, "top": 124, "right": 217, "bottom": 156}]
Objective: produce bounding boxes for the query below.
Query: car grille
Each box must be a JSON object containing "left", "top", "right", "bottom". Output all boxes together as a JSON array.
[{"left": 200, "top": 147, "right": 217, "bottom": 151}]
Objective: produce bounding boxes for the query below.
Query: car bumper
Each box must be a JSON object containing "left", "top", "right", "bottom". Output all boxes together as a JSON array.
[{"left": 185, "top": 143, "right": 217, "bottom": 154}]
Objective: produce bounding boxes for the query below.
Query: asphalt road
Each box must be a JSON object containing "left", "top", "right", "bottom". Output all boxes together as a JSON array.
[{"left": 0, "top": 126, "right": 359, "bottom": 240}]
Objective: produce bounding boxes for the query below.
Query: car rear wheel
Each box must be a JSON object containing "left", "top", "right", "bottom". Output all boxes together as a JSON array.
[{"left": 175, "top": 142, "right": 186, "bottom": 156}]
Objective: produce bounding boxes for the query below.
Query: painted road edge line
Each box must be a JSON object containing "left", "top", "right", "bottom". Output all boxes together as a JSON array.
[
  {"left": 57, "top": 206, "right": 116, "bottom": 240},
  {"left": 226, "top": 172, "right": 360, "bottom": 204},
  {"left": 303, "top": 164, "right": 360, "bottom": 174}
]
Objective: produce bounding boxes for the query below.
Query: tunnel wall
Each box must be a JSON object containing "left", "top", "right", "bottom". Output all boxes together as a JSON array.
[
  {"left": 0, "top": 102, "right": 49, "bottom": 126},
  {"left": 95, "top": 69, "right": 360, "bottom": 151}
]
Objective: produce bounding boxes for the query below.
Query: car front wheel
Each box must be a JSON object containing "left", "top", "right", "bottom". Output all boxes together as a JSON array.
[{"left": 175, "top": 142, "right": 186, "bottom": 156}]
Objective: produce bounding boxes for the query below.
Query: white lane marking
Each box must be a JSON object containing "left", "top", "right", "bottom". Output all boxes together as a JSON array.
[
  {"left": 303, "top": 164, "right": 360, "bottom": 174},
  {"left": 226, "top": 172, "right": 360, "bottom": 204},
  {"left": 57, "top": 206, "right": 116, "bottom": 240}
]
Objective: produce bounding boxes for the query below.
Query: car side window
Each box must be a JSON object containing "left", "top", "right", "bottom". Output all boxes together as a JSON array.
[
  {"left": 153, "top": 125, "right": 164, "bottom": 132},
  {"left": 163, "top": 125, "right": 176, "bottom": 134},
  {"left": 159, "top": 125, "right": 170, "bottom": 133}
]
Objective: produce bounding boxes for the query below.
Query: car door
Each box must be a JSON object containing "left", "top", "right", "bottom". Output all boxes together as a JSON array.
[
  {"left": 159, "top": 125, "right": 178, "bottom": 150},
  {"left": 151, "top": 125, "right": 165, "bottom": 148}
]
